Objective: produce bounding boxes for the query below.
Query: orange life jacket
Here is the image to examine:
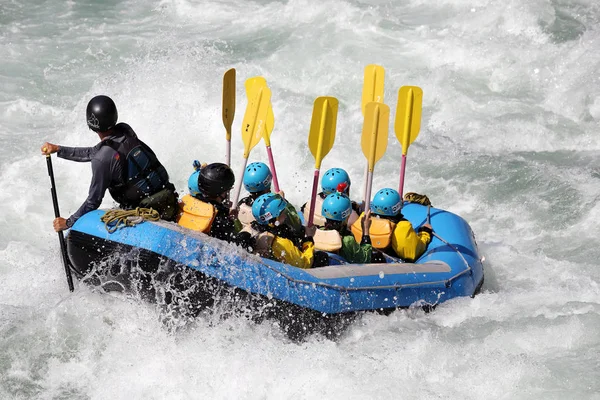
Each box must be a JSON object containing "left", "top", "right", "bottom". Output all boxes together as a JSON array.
[
  {"left": 350, "top": 213, "right": 396, "bottom": 249},
  {"left": 177, "top": 194, "right": 217, "bottom": 233}
]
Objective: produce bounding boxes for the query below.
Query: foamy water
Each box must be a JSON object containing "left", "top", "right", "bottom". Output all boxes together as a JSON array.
[{"left": 1, "top": 0, "right": 599, "bottom": 398}]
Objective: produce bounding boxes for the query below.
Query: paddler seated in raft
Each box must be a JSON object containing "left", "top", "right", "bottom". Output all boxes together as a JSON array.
[
  {"left": 300, "top": 168, "right": 360, "bottom": 227},
  {"left": 178, "top": 161, "right": 251, "bottom": 248},
  {"left": 314, "top": 183, "right": 380, "bottom": 264},
  {"left": 237, "top": 162, "right": 303, "bottom": 235},
  {"left": 245, "top": 193, "right": 329, "bottom": 268},
  {"left": 351, "top": 188, "right": 432, "bottom": 262}
]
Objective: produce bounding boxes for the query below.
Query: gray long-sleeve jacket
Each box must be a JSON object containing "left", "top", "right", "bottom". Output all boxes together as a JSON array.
[{"left": 58, "top": 135, "right": 126, "bottom": 227}]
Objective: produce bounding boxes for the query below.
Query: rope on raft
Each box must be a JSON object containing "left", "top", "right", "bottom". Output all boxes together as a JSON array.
[{"left": 100, "top": 208, "right": 160, "bottom": 233}]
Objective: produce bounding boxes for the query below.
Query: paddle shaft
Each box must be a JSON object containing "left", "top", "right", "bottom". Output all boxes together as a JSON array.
[
  {"left": 45, "top": 155, "right": 74, "bottom": 292},
  {"left": 427, "top": 204, "right": 431, "bottom": 225},
  {"left": 362, "top": 164, "right": 368, "bottom": 200},
  {"left": 231, "top": 158, "right": 249, "bottom": 211},
  {"left": 307, "top": 169, "right": 320, "bottom": 227},
  {"left": 398, "top": 154, "right": 407, "bottom": 199},
  {"left": 364, "top": 171, "right": 374, "bottom": 214},
  {"left": 265, "top": 145, "right": 280, "bottom": 192},
  {"left": 225, "top": 139, "right": 231, "bottom": 167}
]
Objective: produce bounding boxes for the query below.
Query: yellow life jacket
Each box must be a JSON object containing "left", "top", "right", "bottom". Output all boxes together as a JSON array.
[
  {"left": 303, "top": 196, "right": 325, "bottom": 227},
  {"left": 313, "top": 229, "right": 343, "bottom": 252},
  {"left": 350, "top": 213, "right": 396, "bottom": 249},
  {"left": 177, "top": 194, "right": 217, "bottom": 233},
  {"left": 237, "top": 202, "right": 255, "bottom": 228}
]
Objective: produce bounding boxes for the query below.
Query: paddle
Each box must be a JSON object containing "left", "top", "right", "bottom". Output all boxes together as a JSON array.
[
  {"left": 361, "top": 64, "right": 385, "bottom": 200},
  {"left": 307, "top": 96, "right": 339, "bottom": 227},
  {"left": 45, "top": 154, "right": 74, "bottom": 292},
  {"left": 427, "top": 204, "right": 431, "bottom": 225},
  {"left": 230, "top": 85, "right": 272, "bottom": 211},
  {"left": 395, "top": 86, "right": 423, "bottom": 201},
  {"left": 244, "top": 77, "right": 279, "bottom": 192},
  {"left": 361, "top": 101, "right": 390, "bottom": 213},
  {"left": 223, "top": 68, "right": 236, "bottom": 166}
]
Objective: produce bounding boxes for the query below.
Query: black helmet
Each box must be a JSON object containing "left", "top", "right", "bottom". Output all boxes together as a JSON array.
[
  {"left": 86, "top": 95, "right": 118, "bottom": 132},
  {"left": 198, "top": 163, "right": 235, "bottom": 197}
]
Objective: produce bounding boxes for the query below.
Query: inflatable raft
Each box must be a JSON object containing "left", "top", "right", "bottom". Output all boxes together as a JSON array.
[{"left": 66, "top": 202, "right": 484, "bottom": 337}]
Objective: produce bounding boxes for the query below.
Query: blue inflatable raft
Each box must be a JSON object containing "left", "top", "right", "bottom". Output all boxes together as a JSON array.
[{"left": 66, "top": 202, "right": 483, "bottom": 319}]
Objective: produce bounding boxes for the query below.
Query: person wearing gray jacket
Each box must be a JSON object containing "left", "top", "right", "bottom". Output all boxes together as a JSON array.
[{"left": 41, "top": 95, "right": 178, "bottom": 232}]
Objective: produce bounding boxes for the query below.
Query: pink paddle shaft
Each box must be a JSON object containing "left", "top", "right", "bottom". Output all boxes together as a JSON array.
[
  {"left": 398, "top": 154, "right": 407, "bottom": 200},
  {"left": 266, "top": 145, "right": 280, "bottom": 193},
  {"left": 307, "top": 169, "right": 320, "bottom": 227}
]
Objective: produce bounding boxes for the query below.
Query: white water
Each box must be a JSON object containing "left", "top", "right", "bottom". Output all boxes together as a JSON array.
[{"left": 1, "top": 0, "right": 599, "bottom": 398}]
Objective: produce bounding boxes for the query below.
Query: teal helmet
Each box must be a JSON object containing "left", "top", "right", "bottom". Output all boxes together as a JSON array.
[
  {"left": 322, "top": 192, "right": 352, "bottom": 222},
  {"left": 321, "top": 168, "right": 350, "bottom": 195},
  {"left": 252, "top": 193, "right": 287, "bottom": 225},
  {"left": 188, "top": 160, "right": 203, "bottom": 196},
  {"left": 243, "top": 162, "right": 272, "bottom": 193},
  {"left": 370, "top": 188, "right": 402, "bottom": 216}
]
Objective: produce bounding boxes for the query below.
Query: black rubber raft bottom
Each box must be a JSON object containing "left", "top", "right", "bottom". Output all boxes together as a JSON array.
[{"left": 67, "top": 230, "right": 483, "bottom": 341}]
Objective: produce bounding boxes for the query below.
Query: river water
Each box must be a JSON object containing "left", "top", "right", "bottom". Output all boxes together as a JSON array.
[{"left": 1, "top": 0, "right": 599, "bottom": 398}]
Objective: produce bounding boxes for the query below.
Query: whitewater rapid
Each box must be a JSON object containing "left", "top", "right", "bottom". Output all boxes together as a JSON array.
[{"left": 1, "top": 0, "right": 599, "bottom": 398}]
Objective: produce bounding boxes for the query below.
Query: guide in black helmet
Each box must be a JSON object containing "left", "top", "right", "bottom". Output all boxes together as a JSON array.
[{"left": 41, "top": 95, "right": 179, "bottom": 231}]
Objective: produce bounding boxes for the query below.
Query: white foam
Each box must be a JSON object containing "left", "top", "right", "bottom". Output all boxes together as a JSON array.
[{"left": 1, "top": 0, "right": 600, "bottom": 397}]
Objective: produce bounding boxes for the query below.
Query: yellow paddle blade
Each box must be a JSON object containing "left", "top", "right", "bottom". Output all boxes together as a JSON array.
[
  {"left": 308, "top": 96, "right": 338, "bottom": 169},
  {"left": 361, "top": 102, "right": 390, "bottom": 171},
  {"left": 241, "top": 85, "right": 271, "bottom": 158},
  {"left": 222, "top": 68, "right": 236, "bottom": 141},
  {"left": 361, "top": 64, "right": 385, "bottom": 116},
  {"left": 395, "top": 86, "right": 423, "bottom": 156},
  {"left": 245, "top": 76, "right": 275, "bottom": 145}
]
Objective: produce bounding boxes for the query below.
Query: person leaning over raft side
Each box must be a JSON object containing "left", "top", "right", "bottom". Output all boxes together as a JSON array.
[
  {"left": 41, "top": 95, "right": 178, "bottom": 232},
  {"left": 316, "top": 185, "right": 378, "bottom": 264},
  {"left": 352, "top": 188, "right": 432, "bottom": 262},
  {"left": 238, "top": 161, "right": 303, "bottom": 234},
  {"left": 246, "top": 193, "right": 329, "bottom": 268}
]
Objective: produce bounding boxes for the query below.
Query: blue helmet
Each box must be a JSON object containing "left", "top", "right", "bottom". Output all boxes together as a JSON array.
[
  {"left": 188, "top": 160, "right": 204, "bottom": 196},
  {"left": 188, "top": 171, "right": 201, "bottom": 196},
  {"left": 321, "top": 168, "right": 351, "bottom": 195},
  {"left": 243, "top": 162, "right": 272, "bottom": 193},
  {"left": 322, "top": 192, "right": 352, "bottom": 222},
  {"left": 370, "top": 188, "right": 402, "bottom": 216},
  {"left": 252, "top": 193, "right": 287, "bottom": 225}
]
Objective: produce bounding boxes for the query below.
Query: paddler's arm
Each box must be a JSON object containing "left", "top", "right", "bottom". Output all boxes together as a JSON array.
[
  {"left": 58, "top": 142, "right": 103, "bottom": 162},
  {"left": 391, "top": 221, "right": 432, "bottom": 262},
  {"left": 64, "top": 153, "right": 113, "bottom": 228}
]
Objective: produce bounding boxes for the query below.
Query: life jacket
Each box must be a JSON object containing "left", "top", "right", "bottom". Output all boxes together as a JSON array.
[
  {"left": 302, "top": 195, "right": 325, "bottom": 227},
  {"left": 177, "top": 194, "right": 217, "bottom": 233},
  {"left": 350, "top": 213, "right": 396, "bottom": 249},
  {"left": 347, "top": 209, "right": 360, "bottom": 226},
  {"left": 313, "top": 229, "right": 342, "bottom": 252},
  {"left": 241, "top": 224, "right": 275, "bottom": 258},
  {"left": 238, "top": 202, "right": 255, "bottom": 228},
  {"left": 103, "top": 123, "right": 172, "bottom": 207}
]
